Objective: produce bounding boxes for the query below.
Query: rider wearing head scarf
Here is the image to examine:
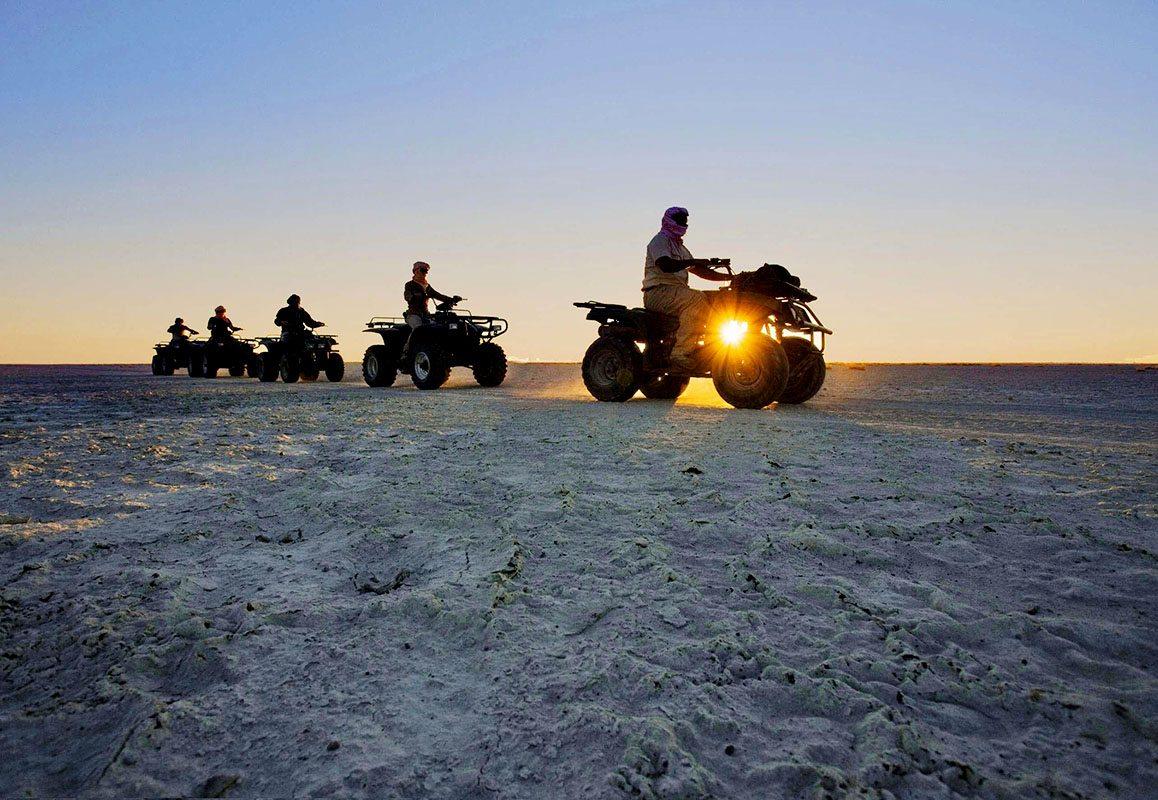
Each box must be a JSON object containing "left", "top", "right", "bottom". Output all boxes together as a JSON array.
[
  {"left": 659, "top": 206, "right": 689, "bottom": 243},
  {"left": 400, "top": 261, "right": 462, "bottom": 362},
  {"left": 641, "top": 207, "right": 730, "bottom": 371},
  {"left": 404, "top": 262, "right": 459, "bottom": 328},
  {"left": 207, "top": 305, "right": 242, "bottom": 340}
]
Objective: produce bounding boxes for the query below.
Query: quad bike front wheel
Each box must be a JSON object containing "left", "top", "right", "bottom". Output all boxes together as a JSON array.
[
  {"left": 280, "top": 354, "right": 301, "bottom": 383},
  {"left": 325, "top": 353, "right": 345, "bottom": 382},
  {"left": 362, "top": 345, "right": 398, "bottom": 387},
  {"left": 258, "top": 352, "right": 280, "bottom": 382},
  {"left": 411, "top": 344, "right": 451, "bottom": 390},
  {"left": 640, "top": 373, "right": 690, "bottom": 400},
  {"left": 472, "top": 342, "right": 507, "bottom": 387},
  {"left": 188, "top": 350, "right": 205, "bottom": 378},
  {"left": 228, "top": 361, "right": 246, "bottom": 377},
  {"left": 246, "top": 356, "right": 262, "bottom": 378},
  {"left": 712, "top": 335, "right": 789, "bottom": 409},
  {"left": 779, "top": 337, "right": 826, "bottom": 404},
  {"left": 300, "top": 354, "right": 320, "bottom": 382},
  {"left": 582, "top": 336, "right": 642, "bottom": 402},
  {"left": 151, "top": 355, "right": 164, "bottom": 375}
]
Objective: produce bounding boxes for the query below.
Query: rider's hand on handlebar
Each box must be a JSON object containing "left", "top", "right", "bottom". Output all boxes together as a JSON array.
[{"left": 453, "top": 295, "right": 463, "bottom": 303}]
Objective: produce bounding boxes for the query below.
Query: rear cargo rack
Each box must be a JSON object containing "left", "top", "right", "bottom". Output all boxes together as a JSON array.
[{"left": 364, "top": 314, "right": 508, "bottom": 340}]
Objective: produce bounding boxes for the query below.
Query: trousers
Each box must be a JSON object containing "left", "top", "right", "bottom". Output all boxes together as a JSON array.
[{"left": 643, "top": 283, "right": 710, "bottom": 359}]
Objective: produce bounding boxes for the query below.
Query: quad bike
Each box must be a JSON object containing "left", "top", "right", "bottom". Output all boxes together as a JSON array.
[
  {"left": 254, "top": 328, "right": 344, "bottom": 384},
  {"left": 361, "top": 298, "right": 508, "bottom": 390},
  {"left": 575, "top": 262, "right": 831, "bottom": 409},
  {"left": 150, "top": 339, "right": 204, "bottom": 376},
  {"left": 190, "top": 337, "right": 261, "bottom": 379}
]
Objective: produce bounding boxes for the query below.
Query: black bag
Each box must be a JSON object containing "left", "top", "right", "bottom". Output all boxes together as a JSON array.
[
  {"left": 733, "top": 263, "right": 815, "bottom": 302},
  {"left": 756, "top": 263, "right": 801, "bottom": 287}
]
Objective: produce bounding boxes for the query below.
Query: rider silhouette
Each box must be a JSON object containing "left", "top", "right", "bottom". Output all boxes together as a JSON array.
[
  {"left": 641, "top": 207, "right": 730, "bottom": 372},
  {"left": 401, "top": 262, "right": 460, "bottom": 361},
  {"left": 274, "top": 294, "right": 324, "bottom": 345}
]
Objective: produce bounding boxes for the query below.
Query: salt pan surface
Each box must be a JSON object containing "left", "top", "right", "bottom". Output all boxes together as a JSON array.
[{"left": 1, "top": 364, "right": 1154, "bottom": 798}]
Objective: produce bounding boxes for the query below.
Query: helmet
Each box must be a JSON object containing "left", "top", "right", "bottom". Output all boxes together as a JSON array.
[
  {"left": 215, "top": 305, "right": 226, "bottom": 314},
  {"left": 287, "top": 294, "right": 301, "bottom": 305},
  {"left": 175, "top": 317, "right": 183, "bottom": 324}
]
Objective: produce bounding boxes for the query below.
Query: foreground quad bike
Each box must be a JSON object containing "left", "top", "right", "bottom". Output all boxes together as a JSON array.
[
  {"left": 150, "top": 339, "right": 204, "bottom": 376},
  {"left": 189, "top": 338, "right": 260, "bottom": 379},
  {"left": 575, "top": 263, "right": 831, "bottom": 409},
  {"left": 254, "top": 330, "right": 344, "bottom": 384},
  {"left": 361, "top": 299, "right": 508, "bottom": 390}
]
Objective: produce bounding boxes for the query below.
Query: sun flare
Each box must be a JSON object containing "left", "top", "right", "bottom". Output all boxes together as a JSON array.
[{"left": 719, "top": 320, "right": 748, "bottom": 346}]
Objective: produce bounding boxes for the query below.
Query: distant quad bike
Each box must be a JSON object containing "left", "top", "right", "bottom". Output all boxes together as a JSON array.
[
  {"left": 361, "top": 299, "right": 508, "bottom": 390},
  {"left": 575, "top": 262, "right": 831, "bottom": 409},
  {"left": 254, "top": 329, "right": 345, "bottom": 384},
  {"left": 150, "top": 339, "right": 202, "bottom": 376},
  {"left": 188, "top": 338, "right": 260, "bottom": 379}
]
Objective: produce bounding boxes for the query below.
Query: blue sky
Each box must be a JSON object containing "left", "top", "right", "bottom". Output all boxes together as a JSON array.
[{"left": 2, "top": 1, "right": 1155, "bottom": 361}]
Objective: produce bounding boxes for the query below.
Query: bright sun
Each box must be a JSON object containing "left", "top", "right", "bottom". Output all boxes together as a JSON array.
[{"left": 719, "top": 320, "right": 748, "bottom": 346}]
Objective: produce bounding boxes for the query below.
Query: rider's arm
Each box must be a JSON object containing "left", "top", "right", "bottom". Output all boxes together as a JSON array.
[
  {"left": 426, "top": 285, "right": 454, "bottom": 303},
  {"left": 656, "top": 256, "right": 730, "bottom": 281},
  {"left": 187, "top": 326, "right": 200, "bottom": 334},
  {"left": 302, "top": 309, "right": 323, "bottom": 328},
  {"left": 689, "top": 264, "right": 730, "bottom": 282},
  {"left": 655, "top": 256, "right": 697, "bottom": 273}
]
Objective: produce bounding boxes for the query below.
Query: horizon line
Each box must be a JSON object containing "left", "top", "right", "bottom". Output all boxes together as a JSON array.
[{"left": 1, "top": 361, "right": 1155, "bottom": 368}]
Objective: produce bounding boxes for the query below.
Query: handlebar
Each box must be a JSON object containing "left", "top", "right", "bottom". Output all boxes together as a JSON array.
[{"left": 709, "top": 258, "right": 733, "bottom": 276}]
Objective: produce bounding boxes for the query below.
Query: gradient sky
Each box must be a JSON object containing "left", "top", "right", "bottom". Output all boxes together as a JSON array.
[{"left": 2, "top": 1, "right": 1155, "bottom": 363}]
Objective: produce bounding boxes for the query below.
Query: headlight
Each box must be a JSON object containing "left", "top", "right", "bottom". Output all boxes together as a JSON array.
[{"left": 719, "top": 320, "right": 748, "bottom": 345}]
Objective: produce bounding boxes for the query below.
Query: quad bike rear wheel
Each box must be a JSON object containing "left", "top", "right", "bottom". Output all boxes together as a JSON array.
[
  {"left": 325, "top": 353, "right": 345, "bottom": 382},
  {"left": 472, "top": 342, "right": 507, "bottom": 387},
  {"left": 258, "top": 352, "right": 280, "bottom": 382},
  {"left": 712, "top": 335, "right": 789, "bottom": 409},
  {"left": 779, "top": 337, "right": 826, "bottom": 404},
  {"left": 411, "top": 344, "right": 451, "bottom": 390},
  {"left": 640, "top": 373, "right": 690, "bottom": 400},
  {"left": 246, "top": 356, "right": 262, "bottom": 378},
  {"left": 228, "top": 361, "right": 246, "bottom": 377},
  {"left": 582, "top": 336, "right": 642, "bottom": 402},
  {"left": 362, "top": 345, "right": 397, "bottom": 387}
]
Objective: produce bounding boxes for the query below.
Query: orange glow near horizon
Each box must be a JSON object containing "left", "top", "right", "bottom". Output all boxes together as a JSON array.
[{"left": 0, "top": 4, "right": 1154, "bottom": 365}]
